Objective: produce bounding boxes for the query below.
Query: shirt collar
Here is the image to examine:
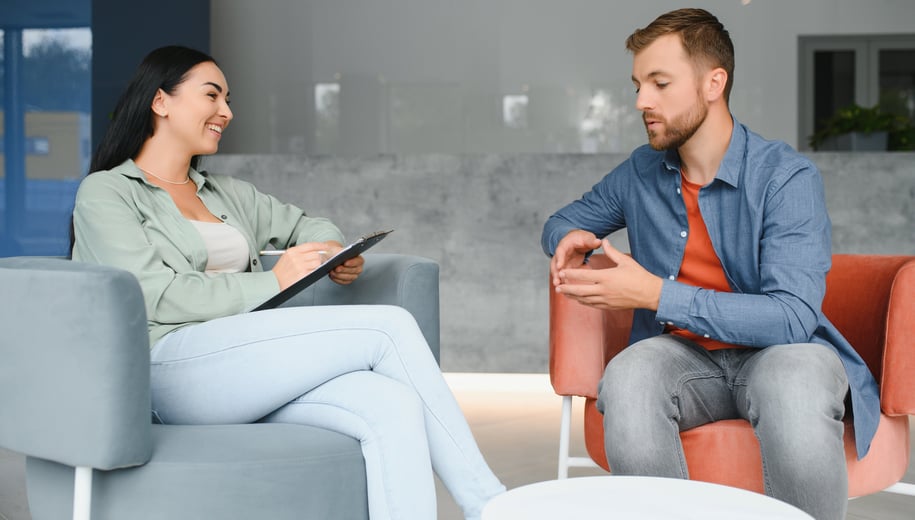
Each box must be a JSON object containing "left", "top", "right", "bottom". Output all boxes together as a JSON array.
[
  {"left": 660, "top": 116, "right": 746, "bottom": 188},
  {"left": 717, "top": 117, "right": 746, "bottom": 188}
]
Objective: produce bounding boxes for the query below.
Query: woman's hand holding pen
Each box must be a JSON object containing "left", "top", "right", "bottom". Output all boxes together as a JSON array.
[
  {"left": 268, "top": 241, "right": 363, "bottom": 289},
  {"left": 271, "top": 241, "right": 335, "bottom": 290}
]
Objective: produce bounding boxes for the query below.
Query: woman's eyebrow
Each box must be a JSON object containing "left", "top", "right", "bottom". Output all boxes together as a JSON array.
[{"left": 202, "top": 81, "right": 224, "bottom": 93}]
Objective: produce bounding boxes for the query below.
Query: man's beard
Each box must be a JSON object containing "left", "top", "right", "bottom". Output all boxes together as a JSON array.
[{"left": 644, "top": 97, "right": 708, "bottom": 151}]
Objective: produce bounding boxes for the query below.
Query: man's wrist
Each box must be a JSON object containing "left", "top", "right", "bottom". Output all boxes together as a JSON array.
[{"left": 645, "top": 274, "right": 663, "bottom": 311}]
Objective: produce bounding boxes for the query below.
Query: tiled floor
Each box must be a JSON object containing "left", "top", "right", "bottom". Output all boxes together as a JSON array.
[{"left": 2, "top": 373, "right": 913, "bottom": 519}]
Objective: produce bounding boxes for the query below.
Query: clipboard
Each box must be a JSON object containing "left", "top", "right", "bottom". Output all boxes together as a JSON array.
[{"left": 251, "top": 229, "right": 393, "bottom": 311}]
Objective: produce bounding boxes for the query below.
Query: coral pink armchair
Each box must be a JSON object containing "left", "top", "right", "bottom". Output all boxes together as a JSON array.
[{"left": 550, "top": 253, "right": 915, "bottom": 498}]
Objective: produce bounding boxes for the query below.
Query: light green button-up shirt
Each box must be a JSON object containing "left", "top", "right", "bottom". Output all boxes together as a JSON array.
[{"left": 72, "top": 159, "right": 344, "bottom": 347}]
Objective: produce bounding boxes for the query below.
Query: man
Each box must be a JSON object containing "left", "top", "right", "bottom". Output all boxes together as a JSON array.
[{"left": 540, "top": 8, "right": 878, "bottom": 520}]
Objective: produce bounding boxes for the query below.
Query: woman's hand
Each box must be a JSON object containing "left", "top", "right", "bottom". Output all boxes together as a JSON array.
[
  {"left": 329, "top": 253, "right": 364, "bottom": 285},
  {"left": 270, "top": 241, "right": 363, "bottom": 290},
  {"left": 320, "top": 241, "right": 364, "bottom": 285}
]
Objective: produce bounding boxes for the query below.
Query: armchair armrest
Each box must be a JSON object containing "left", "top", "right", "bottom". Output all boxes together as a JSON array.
[
  {"left": 549, "top": 254, "right": 631, "bottom": 399},
  {"left": 266, "top": 253, "right": 441, "bottom": 362},
  {"left": 0, "top": 257, "right": 152, "bottom": 470}
]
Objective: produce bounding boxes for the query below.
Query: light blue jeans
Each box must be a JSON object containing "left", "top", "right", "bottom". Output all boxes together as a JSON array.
[
  {"left": 150, "top": 305, "right": 504, "bottom": 520},
  {"left": 597, "top": 334, "right": 849, "bottom": 520}
]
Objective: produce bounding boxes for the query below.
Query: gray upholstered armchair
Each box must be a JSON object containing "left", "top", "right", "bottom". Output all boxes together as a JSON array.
[{"left": 0, "top": 253, "right": 439, "bottom": 520}]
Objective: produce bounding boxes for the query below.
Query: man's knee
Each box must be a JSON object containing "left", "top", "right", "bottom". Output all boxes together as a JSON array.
[
  {"left": 597, "top": 338, "right": 677, "bottom": 414},
  {"left": 745, "top": 344, "right": 848, "bottom": 420}
]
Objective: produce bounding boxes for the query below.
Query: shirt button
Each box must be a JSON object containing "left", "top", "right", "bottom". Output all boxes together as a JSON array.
[
  {"left": 680, "top": 230, "right": 687, "bottom": 238},
  {"left": 677, "top": 188, "right": 682, "bottom": 194},
  {"left": 221, "top": 214, "right": 228, "bottom": 220},
  {"left": 667, "top": 321, "right": 674, "bottom": 326},
  {"left": 252, "top": 259, "right": 258, "bottom": 266},
  {"left": 668, "top": 275, "right": 675, "bottom": 280},
  {"left": 703, "top": 334, "right": 710, "bottom": 338}
]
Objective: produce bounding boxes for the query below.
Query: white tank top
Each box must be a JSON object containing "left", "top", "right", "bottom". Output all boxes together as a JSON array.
[{"left": 189, "top": 220, "right": 250, "bottom": 273}]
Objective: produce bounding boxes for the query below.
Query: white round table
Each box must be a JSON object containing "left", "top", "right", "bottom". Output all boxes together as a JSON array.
[{"left": 482, "top": 476, "right": 814, "bottom": 519}]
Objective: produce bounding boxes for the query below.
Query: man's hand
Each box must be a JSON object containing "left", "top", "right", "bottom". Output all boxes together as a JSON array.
[
  {"left": 554, "top": 238, "right": 663, "bottom": 311},
  {"left": 550, "top": 230, "right": 602, "bottom": 287}
]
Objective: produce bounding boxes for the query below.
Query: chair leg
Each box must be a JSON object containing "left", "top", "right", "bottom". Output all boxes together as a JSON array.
[
  {"left": 73, "top": 466, "right": 92, "bottom": 520},
  {"left": 883, "top": 481, "right": 915, "bottom": 496},
  {"left": 558, "top": 395, "right": 573, "bottom": 479},
  {"left": 557, "top": 395, "right": 601, "bottom": 480}
]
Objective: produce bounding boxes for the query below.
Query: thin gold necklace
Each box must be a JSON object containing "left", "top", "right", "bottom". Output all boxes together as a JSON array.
[{"left": 140, "top": 167, "right": 190, "bottom": 185}]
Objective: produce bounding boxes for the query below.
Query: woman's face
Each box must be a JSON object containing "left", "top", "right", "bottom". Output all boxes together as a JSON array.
[{"left": 154, "top": 61, "right": 233, "bottom": 156}]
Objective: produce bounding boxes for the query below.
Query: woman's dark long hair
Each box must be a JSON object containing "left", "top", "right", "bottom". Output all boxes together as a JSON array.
[
  {"left": 91, "top": 45, "right": 217, "bottom": 172},
  {"left": 70, "top": 46, "right": 217, "bottom": 254}
]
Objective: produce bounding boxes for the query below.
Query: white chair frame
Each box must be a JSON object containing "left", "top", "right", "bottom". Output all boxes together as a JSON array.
[
  {"left": 73, "top": 466, "right": 92, "bottom": 520},
  {"left": 556, "top": 395, "right": 601, "bottom": 479}
]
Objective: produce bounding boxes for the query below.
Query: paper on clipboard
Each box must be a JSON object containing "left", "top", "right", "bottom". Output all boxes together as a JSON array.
[{"left": 251, "top": 229, "right": 393, "bottom": 311}]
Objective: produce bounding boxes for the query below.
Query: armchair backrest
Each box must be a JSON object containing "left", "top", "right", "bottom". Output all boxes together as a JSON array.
[{"left": 0, "top": 257, "right": 152, "bottom": 470}]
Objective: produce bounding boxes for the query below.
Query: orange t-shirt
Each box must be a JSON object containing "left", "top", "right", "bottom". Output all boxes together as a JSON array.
[{"left": 667, "top": 175, "right": 742, "bottom": 351}]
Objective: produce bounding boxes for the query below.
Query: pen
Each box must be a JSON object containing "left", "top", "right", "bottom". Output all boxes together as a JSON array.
[{"left": 258, "top": 250, "right": 327, "bottom": 257}]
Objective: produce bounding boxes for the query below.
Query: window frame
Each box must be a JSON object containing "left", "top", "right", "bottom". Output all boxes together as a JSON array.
[{"left": 798, "top": 33, "right": 915, "bottom": 151}]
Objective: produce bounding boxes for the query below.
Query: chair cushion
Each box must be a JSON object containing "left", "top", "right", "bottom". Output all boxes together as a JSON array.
[
  {"left": 583, "top": 398, "right": 910, "bottom": 496},
  {"left": 26, "top": 423, "right": 368, "bottom": 520}
]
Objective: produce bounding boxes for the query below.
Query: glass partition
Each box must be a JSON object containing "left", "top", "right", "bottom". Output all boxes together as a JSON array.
[{"left": 0, "top": 28, "right": 91, "bottom": 257}]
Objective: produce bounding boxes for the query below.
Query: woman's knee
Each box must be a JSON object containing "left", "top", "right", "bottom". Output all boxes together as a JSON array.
[
  {"left": 275, "top": 371, "right": 426, "bottom": 433},
  {"left": 347, "top": 372, "right": 425, "bottom": 425},
  {"left": 357, "top": 305, "right": 419, "bottom": 331}
]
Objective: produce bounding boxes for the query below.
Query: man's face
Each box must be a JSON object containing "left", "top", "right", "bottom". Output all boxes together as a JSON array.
[{"left": 631, "top": 33, "right": 708, "bottom": 151}]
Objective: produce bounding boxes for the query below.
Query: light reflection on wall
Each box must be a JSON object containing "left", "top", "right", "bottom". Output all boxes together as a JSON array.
[
  {"left": 502, "top": 94, "right": 529, "bottom": 129},
  {"left": 580, "top": 90, "right": 616, "bottom": 153},
  {"left": 296, "top": 79, "right": 645, "bottom": 155},
  {"left": 315, "top": 82, "right": 340, "bottom": 152}
]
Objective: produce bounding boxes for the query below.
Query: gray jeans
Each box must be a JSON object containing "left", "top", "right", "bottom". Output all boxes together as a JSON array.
[{"left": 597, "top": 334, "right": 849, "bottom": 520}]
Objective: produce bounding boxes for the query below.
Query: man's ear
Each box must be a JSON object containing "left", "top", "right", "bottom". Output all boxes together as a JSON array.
[
  {"left": 151, "top": 88, "right": 168, "bottom": 118},
  {"left": 706, "top": 67, "right": 728, "bottom": 103}
]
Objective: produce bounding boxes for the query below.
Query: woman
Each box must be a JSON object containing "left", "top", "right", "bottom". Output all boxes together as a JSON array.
[{"left": 71, "top": 45, "right": 504, "bottom": 520}]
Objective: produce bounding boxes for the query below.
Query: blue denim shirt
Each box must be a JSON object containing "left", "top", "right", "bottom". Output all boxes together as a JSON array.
[{"left": 541, "top": 119, "right": 879, "bottom": 458}]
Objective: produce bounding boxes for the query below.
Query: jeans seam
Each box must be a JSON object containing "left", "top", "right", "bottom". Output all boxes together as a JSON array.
[{"left": 151, "top": 326, "right": 388, "bottom": 365}]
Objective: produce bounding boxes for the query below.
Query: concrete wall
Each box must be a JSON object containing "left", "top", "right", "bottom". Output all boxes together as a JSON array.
[{"left": 201, "top": 152, "right": 915, "bottom": 373}]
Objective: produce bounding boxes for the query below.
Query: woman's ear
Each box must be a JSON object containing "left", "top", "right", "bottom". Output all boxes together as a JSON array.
[{"left": 151, "top": 88, "right": 168, "bottom": 118}]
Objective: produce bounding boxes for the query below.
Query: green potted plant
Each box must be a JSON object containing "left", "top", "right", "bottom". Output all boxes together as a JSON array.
[{"left": 808, "top": 103, "right": 908, "bottom": 151}]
